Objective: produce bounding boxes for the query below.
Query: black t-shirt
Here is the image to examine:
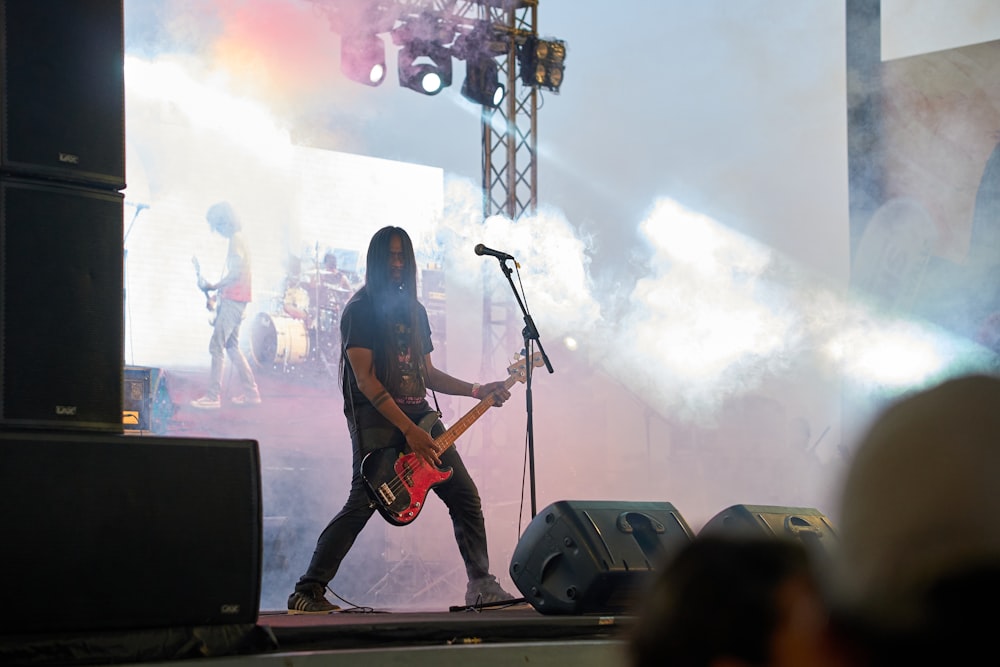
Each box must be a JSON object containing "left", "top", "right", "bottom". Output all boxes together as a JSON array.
[{"left": 340, "top": 286, "right": 434, "bottom": 427}]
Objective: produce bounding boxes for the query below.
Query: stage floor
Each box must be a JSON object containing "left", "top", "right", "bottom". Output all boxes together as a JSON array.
[
  {"left": 2, "top": 606, "right": 633, "bottom": 667},
  {"left": 259, "top": 604, "right": 630, "bottom": 650}
]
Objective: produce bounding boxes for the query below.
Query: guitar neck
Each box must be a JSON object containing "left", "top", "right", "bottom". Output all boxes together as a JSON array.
[{"left": 435, "top": 375, "right": 518, "bottom": 451}]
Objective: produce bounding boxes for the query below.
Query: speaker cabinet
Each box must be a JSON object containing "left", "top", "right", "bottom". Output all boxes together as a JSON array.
[
  {"left": 0, "top": 431, "right": 262, "bottom": 634},
  {"left": 699, "top": 504, "right": 837, "bottom": 555},
  {"left": 0, "top": 0, "right": 125, "bottom": 189},
  {"left": 509, "top": 500, "right": 695, "bottom": 615},
  {"left": 123, "top": 366, "right": 174, "bottom": 434},
  {"left": 0, "top": 177, "right": 123, "bottom": 431}
]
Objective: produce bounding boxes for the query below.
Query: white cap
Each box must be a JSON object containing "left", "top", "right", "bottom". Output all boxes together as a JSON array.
[{"left": 829, "top": 374, "right": 1000, "bottom": 628}]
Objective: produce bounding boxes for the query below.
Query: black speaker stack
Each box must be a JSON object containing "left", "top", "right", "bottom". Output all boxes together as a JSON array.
[
  {"left": 0, "top": 2, "right": 264, "bottom": 637},
  {"left": 1, "top": 0, "right": 126, "bottom": 432}
]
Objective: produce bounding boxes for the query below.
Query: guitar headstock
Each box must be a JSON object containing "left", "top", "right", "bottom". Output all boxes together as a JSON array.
[{"left": 507, "top": 350, "right": 545, "bottom": 384}]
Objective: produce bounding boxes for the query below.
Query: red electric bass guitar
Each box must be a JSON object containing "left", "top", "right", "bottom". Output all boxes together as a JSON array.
[{"left": 362, "top": 350, "right": 544, "bottom": 526}]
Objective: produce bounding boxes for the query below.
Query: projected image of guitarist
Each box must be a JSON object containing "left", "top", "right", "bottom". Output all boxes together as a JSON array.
[
  {"left": 287, "top": 226, "right": 517, "bottom": 615},
  {"left": 188, "top": 201, "right": 262, "bottom": 410}
]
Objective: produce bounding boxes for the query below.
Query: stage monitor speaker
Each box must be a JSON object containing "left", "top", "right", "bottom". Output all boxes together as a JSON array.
[
  {"left": 0, "top": 177, "right": 123, "bottom": 431},
  {"left": 699, "top": 504, "right": 837, "bottom": 557},
  {"left": 509, "top": 500, "right": 695, "bottom": 615},
  {"left": 0, "top": 0, "right": 125, "bottom": 189},
  {"left": 0, "top": 431, "right": 262, "bottom": 634}
]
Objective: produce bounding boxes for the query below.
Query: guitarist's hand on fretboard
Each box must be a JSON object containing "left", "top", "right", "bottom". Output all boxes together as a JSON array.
[{"left": 476, "top": 380, "right": 511, "bottom": 406}]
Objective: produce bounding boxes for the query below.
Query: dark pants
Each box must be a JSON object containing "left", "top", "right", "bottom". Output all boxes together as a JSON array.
[{"left": 295, "top": 412, "right": 491, "bottom": 593}]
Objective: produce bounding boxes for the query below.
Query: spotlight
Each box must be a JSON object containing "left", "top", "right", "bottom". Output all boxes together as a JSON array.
[
  {"left": 461, "top": 56, "right": 505, "bottom": 108},
  {"left": 398, "top": 41, "right": 452, "bottom": 96},
  {"left": 340, "top": 34, "right": 387, "bottom": 87},
  {"left": 518, "top": 36, "right": 567, "bottom": 92}
]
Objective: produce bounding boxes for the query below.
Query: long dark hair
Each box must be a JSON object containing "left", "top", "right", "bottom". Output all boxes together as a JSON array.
[
  {"left": 365, "top": 226, "right": 418, "bottom": 301},
  {"left": 341, "top": 226, "right": 426, "bottom": 398}
]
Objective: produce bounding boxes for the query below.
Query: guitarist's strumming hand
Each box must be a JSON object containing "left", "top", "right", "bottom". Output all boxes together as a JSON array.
[
  {"left": 192, "top": 257, "right": 218, "bottom": 316},
  {"left": 197, "top": 277, "right": 216, "bottom": 305},
  {"left": 404, "top": 420, "right": 442, "bottom": 467}
]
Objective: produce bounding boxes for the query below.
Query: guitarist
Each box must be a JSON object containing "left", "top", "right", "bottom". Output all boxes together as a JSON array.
[
  {"left": 189, "top": 201, "right": 262, "bottom": 409},
  {"left": 288, "top": 226, "right": 514, "bottom": 614}
]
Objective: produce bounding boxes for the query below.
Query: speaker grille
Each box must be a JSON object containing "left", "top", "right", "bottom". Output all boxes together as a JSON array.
[
  {"left": 0, "top": 0, "right": 125, "bottom": 188},
  {"left": 0, "top": 432, "right": 262, "bottom": 633},
  {"left": 0, "top": 177, "right": 123, "bottom": 430}
]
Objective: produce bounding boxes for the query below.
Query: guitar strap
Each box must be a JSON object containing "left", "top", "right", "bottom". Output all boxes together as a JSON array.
[{"left": 342, "top": 354, "right": 359, "bottom": 434}]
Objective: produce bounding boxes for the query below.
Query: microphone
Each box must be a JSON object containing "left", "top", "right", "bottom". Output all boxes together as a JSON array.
[{"left": 474, "top": 243, "right": 514, "bottom": 261}]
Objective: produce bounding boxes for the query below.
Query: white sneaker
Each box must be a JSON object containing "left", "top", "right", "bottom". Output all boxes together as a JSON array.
[
  {"left": 232, "top": 394, "right": 262, "bottom": 406},
  {"left": 190, "top": 396, "right": 221, "bottom": 409}
]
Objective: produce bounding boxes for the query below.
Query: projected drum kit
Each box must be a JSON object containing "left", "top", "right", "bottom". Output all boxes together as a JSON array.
[{"left": 249, "top": 264, "right": 354, "bottom": 374}]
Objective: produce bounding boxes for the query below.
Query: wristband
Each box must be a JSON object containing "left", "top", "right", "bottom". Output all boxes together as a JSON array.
[{"left": 471, "top": 383, "right": 481, "bottom": 399}]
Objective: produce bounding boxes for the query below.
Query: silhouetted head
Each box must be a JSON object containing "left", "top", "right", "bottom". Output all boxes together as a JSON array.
[
  {"left": 629, "top": 534, "right": 828, "bottom": 667},
  {"left": 206, "top": 201, "right": 241, "bottom": 237},
  {"left": 323, "top": 251, "right": 338, "bottom": 271},
  {"left": 827, "top": 373, "right": 1000, "bottom": 665},
  {"left": 364, "top": 226, "right": 417, "bottom": 302}
]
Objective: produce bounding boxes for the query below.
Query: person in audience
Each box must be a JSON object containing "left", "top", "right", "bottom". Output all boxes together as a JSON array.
[
  {"left": 823, "top": 373, "right": 1000, "bottom": 666},
  {"left": 628, "top": 533, "right": 843, "bottom": 667}
]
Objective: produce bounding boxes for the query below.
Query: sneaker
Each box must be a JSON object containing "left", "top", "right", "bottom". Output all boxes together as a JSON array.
[
  {"left": 465, "top": 574, "right": 515, "bottom": 606},
  {"left": 190, "top": 395, "right": 220, "bottom": 409},
  {"left": 231, "top": 393, "right": 262, "bottom": 406},
  {"left": 288, "top": 587, "right": 339, "bottom": 615}
]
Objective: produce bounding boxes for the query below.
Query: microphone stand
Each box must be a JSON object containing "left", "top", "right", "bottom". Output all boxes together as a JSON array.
[
  {"left": 122, "top": 203, "right": 148, "bottom": 365},
  {"left": 491, "top": 256, "right": 553, "bottom": 518}
]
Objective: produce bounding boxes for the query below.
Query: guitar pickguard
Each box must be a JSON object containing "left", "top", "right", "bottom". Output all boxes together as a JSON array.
[{"left": 361, "top": 444, "right": 452, "bottom": 526}]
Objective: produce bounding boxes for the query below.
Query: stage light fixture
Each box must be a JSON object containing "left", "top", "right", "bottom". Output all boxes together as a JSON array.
[
  {"left": 461, "top": 56, "right": 505, "bottom": 108},
  {"left": 340, "top": 34, "right": 387, "bottom": 87},
  {"left": 519, "top": 36, "right": 566, "bottom": 92},
  {"left": 398, "top": 41, "right": 452, "bottom": 96}
]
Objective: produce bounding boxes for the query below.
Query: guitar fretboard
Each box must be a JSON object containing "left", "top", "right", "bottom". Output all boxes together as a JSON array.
[{"left": 434, "top": 374, "right": 520, "bottom": 451}]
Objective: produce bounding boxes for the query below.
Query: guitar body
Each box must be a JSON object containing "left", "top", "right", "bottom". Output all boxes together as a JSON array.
[
  {"left": 361, "top": 351, "right": 543, "bottom": 527},
  {"left": 361, "top": 445, "right": 453, "bottom": 526}
]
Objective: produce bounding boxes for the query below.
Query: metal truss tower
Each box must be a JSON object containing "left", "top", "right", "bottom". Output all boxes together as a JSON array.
[
  {"left": 476, "top": 1, "right": 538, "bottom": 374},
  {"left": 314, "top": 0, "right": 542, "bottom": 371}
]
